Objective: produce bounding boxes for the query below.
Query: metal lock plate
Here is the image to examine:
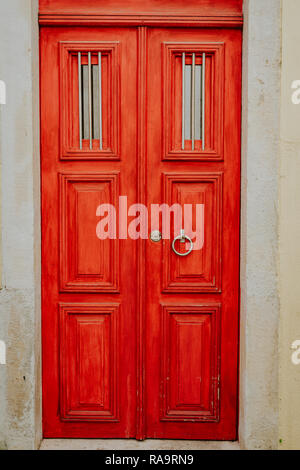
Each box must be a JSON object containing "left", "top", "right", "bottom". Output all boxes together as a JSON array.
[{"left": 150, "top": 230, "right": 162, "bottom": 242}]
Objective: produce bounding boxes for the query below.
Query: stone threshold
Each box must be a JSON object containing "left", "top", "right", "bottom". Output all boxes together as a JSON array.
[{"left": 40, "top": 439, "right": 240, "bottom": 451}]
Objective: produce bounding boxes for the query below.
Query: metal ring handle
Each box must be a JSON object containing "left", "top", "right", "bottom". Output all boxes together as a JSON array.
[{"left": 172, "top": 230, "right": 193, "bottom": 257}]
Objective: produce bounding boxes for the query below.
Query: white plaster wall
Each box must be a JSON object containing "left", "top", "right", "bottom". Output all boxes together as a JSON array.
[
  {"left": 0, "top": 0, "right": 41, "bottom": 450},
  {"left": 240, "top": 0, "right": 281, "bottom": 449},
  {"left": 279, "top": 0, "right": 300, "bottom": 450},
  {"left": 0, "top": 0, "right": 283, "bottom": 450}
]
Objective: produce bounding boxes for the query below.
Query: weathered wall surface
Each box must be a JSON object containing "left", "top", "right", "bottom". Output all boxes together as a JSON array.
[
  {"left": 239, "top": 0, "right": 281, "bottom": 449},
  {"left": 279, "top": 0, "right": 300, "bottom": 451},
  {"left": 0, "top": 0, "right": 292, "bottom": 450},
  {"left": 0, "top": 0, "right": 41, "bottom": 450}
]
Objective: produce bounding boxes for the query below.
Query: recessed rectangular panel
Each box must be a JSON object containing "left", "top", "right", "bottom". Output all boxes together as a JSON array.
[
  {"left": 59, "top": 303, "right": 119, "bottom": 422},
  {"left": 78, "top": 319, "right": 106, "bottom": 405},
  {"left": 161, "top": 304, "right": 220, "bottom": 422},
  {"left": 59, "top": 41, "right": 120, "bottom": 159},
  {"left": 162, "top": 173, "right": 222, "bottom": 293},
  {"left": 163, "top": 42, "right": 225, "bottom": 160},
  {"left": 60, "top": 173, "right": 119, "bottom": 292},
  {"left": 176, "top": 321, "right": 204, "bottom": 406},
  {"left": 77, "top": 188, "right": 103, "bottom": 276}
]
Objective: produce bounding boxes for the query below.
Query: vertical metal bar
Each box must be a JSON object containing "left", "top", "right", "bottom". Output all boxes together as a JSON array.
[
  {"left": 98, "top": 52, "right": 103, "bottom": 150},
  {"left": 181, "top": 52, "right": 185, "bottom": 150},
  {"left": 202, "top": 53, "right": 206, "bottom": 150},
  {"left": 191, "top": 53, "right": 195, "bottom": 151},
  {"left": 78, "top": 52, "right": 82, "bottom": 150},
  {"left": 88, "top": 52, "right": 92, "bottom": 150}
]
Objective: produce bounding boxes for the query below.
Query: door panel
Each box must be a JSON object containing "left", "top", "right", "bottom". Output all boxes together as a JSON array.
[
  {"left": 59, "top": 173, "right": 120, "bottom": 292},
  {"left": 161, "top": 172, "right": 222, "bottom": 293},
  {"left": 160, "top": 304, "right": 221, "bottom": 422},
  {"left": 145, "top": 28, "right": 241, "bottom": 439},
  {"left": 41, "top": 27, "right": 138, "bottom": 438},
  {"left": 59, "top": 303, "right": 119, "bottom": 422}
]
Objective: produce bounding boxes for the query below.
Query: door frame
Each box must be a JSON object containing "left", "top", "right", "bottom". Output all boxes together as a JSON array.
[
  {"left": 41, "top": 14, "right": 241, "bottom": 441},
  {"left": 0, "top": 0, "right": 281, "bottom": 449},
  {"left": 39, "top": 0, "right": 279, "bottom": 447}
]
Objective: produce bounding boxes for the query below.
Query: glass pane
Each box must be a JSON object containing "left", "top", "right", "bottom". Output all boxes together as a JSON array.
[
  {"left": 92, "top": 64, "right": 100, "bottom": 140},
  {"left": 183, "top": 62, "right": 202, "bottom": 141},
  {"left": 81, "top": 62, "right": 100, "bottom": 140},
  {"left": 195, "top": 64, "right": 202, "bottom": 140},
  {"left": 184, "top": 64, "right": 191, "bottom": 141},
  {"left": 82, "top": 64, "right": 89, "bottom": 140}
]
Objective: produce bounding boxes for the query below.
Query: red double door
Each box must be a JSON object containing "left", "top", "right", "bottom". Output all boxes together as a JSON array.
[{"left": 41, "top": 25, "right": 241, "bottom": 439}]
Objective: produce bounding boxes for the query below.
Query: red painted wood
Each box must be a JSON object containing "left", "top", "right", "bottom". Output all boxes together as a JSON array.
[
  {"left": 41, "top": 1, "right": 242, "bottom": 440},
  {"left": 136, "top": 26, "right": 147, "bottom": 439},
  {"left": 39, "top": 0, "right": 243, "bottom": 28},
  {"left": 59, "top": 42, "right": 120, "bottom": 159},
  {"left": 59, "top": 303, "right": 119, "bottom": 421},
  {"left": 160, "top": 305, "right": 221, "bottom": 423},
  {"left": 39, "top": 0, "right": 243, "bottom": 17},
  {"left": 145, "top": 26, "right": 241, "bottom": 440},
  {"left": 41, "top": 26, "right": 138, "bottom": 438}
]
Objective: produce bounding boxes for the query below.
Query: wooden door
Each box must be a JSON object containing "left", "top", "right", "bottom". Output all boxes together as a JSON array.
[
  {"left": 41, "top": 24, "right": 241, "bottom": 439},
  {"left": 145, "top": 28, "right": 241, "bottom": 440},
  {"left": 41, "top": 26, "right": 138, "bottom": 437}
]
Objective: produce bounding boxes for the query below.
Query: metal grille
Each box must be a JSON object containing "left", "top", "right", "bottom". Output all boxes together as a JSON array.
[
  {"left": 181, "top": 53, "right": 205, "bottom": 151},
  {"left": 78, "top": 52, "right": 103, "bottom": 150}
]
